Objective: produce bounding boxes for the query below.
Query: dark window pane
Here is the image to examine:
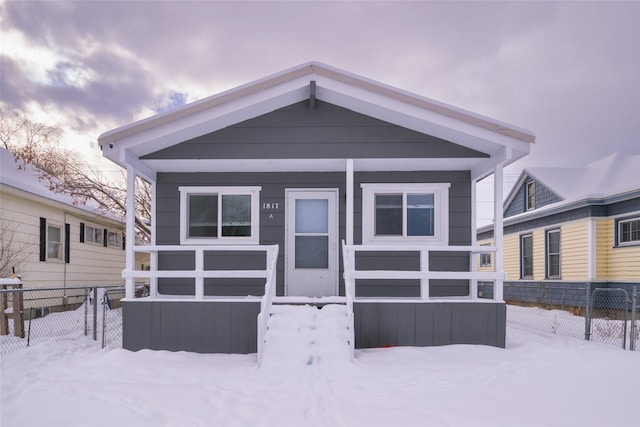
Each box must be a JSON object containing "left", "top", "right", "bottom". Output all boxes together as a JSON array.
[
  {"left": 222, "top": 195, "right": 251, "bottom": 237},
  {"left": 295, "top": 236, "right": 328, "bottom": 268},
  {"left": 521, "top": 235, "right": 533, "bottom": 278},
  {"left": 621, "top": 219, "right": 640, "bottom": 243},
  {"left": 407, "top": 193, "right": 434, "bottom": 236},
  {"left": 189, "top": 194, "right": 218, "bottom": 237},
  {"left": 375, "top": 194, "right": 402, "bottom": 235}
]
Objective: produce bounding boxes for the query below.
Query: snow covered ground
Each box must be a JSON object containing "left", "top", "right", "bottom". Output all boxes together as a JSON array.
[{"left": 2, "top": 305, "right": 639, "bottom": 427}]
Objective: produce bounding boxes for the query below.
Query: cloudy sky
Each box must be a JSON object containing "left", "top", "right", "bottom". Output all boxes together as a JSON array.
[{"left": 1, "top": 1, "right": 639, "bottom": 221}]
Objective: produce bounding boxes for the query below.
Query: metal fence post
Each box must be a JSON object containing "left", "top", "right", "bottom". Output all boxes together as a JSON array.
[
  {"left": 27, "top": 307, "right": 33, "bottom": 347},
  {"left": 93, "top": 287, "right": 98, "bottom": 341},
  {"left": 84, "top": 288, "right": 89, "bottom": 336},
  {"left": 584, "top": 283, "right": 591, "bottom": 341},
  {"left": 101, "top": 290, "right": 107, "bottom": 348},
  {"left": 631, "top": 286, "right": 637, "bottom": 351}
]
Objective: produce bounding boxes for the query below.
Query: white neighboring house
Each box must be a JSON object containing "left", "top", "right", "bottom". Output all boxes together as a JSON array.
[{"left": 0, "top": 148, "right": 144, "bottom": 302}]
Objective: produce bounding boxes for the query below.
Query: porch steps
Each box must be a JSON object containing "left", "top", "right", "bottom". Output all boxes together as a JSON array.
[{"left": 260, "top": 304, "right": 352, "bottom": 368}]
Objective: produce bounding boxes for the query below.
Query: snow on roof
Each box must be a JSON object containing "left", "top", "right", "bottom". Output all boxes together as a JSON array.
[
  {"left": 526, "top": 152, "right": 640, "bottom": 202},
  {"left": 0, "top": 147, "right": 119, "bottom": 221}
]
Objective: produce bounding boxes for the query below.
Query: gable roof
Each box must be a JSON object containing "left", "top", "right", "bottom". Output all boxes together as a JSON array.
[
  {"left": 503, "top": 152, "right": 640, "bottom": 218},
  {"left": 0, "top": 148, "right": 123, "bottom": 223},
  {"left": 99, "top": 62, "right": 534, "bottom": 181}
]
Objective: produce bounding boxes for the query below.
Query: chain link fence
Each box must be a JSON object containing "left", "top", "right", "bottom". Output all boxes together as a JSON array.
[
  {"left": 0, "top": 283, "right": 147, "bottom": 355},
  {"left": 501, "top": 283, "right": 639, "bottom": 351}
]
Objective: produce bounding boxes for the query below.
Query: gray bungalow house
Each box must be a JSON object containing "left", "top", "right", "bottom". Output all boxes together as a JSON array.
[{"left": 99, "top": 62, "right": 534, "bottom": 356}]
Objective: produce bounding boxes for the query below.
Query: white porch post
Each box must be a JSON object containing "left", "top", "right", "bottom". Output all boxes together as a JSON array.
[
  {"left": 493, "top": 164, "right": 504, "bottom": 301},
  {"left": 149, "top": 179, "right": 158, "bottom": 298},
  {"left": 346, "top": 159, "right": 354, "bottom": 245},
  {"left": 125, "top": 166, "right": 136, "bottom": 299},
  {"left": 470, "top": 179, "right": 478, "bottom": 299}
]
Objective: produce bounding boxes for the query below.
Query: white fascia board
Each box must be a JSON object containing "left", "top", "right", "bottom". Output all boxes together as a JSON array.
[
  {"left": 143, "top": 157, "right": 481, "bottom": 173},
  {"left": 315, "top": 82, "right": 531, "bottom": 155}
]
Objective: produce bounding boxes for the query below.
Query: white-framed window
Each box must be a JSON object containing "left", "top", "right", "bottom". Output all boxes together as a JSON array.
[
  {"left": 546, "top": 229, "right": 561, "bottom": 279},
  {"left": 47, "top": 223, "right": 63, "bottom": 260},
  {"left": 526, "top": 181, "right": 536, "bottom": 211},
  {"left": 480, "top": 244, "right": 492, "bottom": 267},
  {"left": 520, "top": 233, "right": 533, "bottom": 279},
  {"left": 617, "top": 217, "right": 640, "bottom": 246},
  {"left": 179, "top": 186, "right": 261, "bottom": 245},
  {"left": 85, "top": 224, "right": 104, "bottom": 245},
  {"left": 107, "top": 230, "right": 122, "bottom": 248},
  {"left": 361, "top": 183, "right": 450, "bottom": 245}
]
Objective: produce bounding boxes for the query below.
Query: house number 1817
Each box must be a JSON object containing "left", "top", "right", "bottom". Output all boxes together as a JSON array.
[{"left": 262, "top": 202, "right": 279, "bottom": 210}]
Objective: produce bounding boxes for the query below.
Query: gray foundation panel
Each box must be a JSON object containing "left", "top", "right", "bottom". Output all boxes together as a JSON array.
[
  {"left": 354, "top": 302, "right": 506, "bottom": 349},
  {"left": 122, "top": 300, "right": 260, "bottom": 354}
]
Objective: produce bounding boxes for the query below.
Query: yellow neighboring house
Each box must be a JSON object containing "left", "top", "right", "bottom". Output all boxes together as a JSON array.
[
  {"left": 478, "top": 152, "right": 640, "bottom": 304},
  {"left": 0, "top": 147, "right": 139, "bottom": 297}
]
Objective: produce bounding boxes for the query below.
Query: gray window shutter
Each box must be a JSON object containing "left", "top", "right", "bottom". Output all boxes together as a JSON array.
[
  {"left": 65, "top": 224, "right": 70, "bottom": 263},
  {"left": 80, "top": 222, "right": 85, "bottom": 243},
  {"left": 39, "top": 217, "right": 46, "bottom": 261}
]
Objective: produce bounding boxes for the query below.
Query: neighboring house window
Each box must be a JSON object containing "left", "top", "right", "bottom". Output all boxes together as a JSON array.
[
  {"left": 107, "top": 230, "right": 123, "bottom": 248},
  {"left": 546, "top": 229, "right": 561, "bottom": 279},
  {"left": 480, "top": 245, "right": 492, "bottom": 267},
  {"left": 40, "top": 218, "right": 69, "bottom": 263},
  {"left": 617, "top": 217, "right": 640, "bottom": 246},
  {"left": 361, "top": 183, "right": 450, "bottom": 245},
  {"left": 525, "top": 181, "right": 535, "bottom": 211},
  {"left": 85, "top": 225, "right": 104, "bottom": 245},
  {"left": 520, "top": 234, "right": 533, "bottom": 279},
  {"left": 47, "top": 223, "right": 63, "bottom": 260},
  {"left": 179, "top": 186, "right": 261, "bottom": 244}
]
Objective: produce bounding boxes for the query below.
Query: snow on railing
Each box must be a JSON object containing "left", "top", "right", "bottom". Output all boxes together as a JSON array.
[
  {"left": 257, "top": 245, "right": 279, "bottom": 363},
  {"left": 342, "top": 244, "right": 356, "bottom": 360},
  {"left": 341, "top": 241, "right": 505, "bottom": 302}
]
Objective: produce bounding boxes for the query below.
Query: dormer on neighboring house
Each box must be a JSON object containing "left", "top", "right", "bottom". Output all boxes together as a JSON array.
[{"left": 504, "top": 172, "right": 565, "bottom": 218}]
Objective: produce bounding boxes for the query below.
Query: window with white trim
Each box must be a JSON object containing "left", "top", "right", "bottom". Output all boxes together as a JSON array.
[
  {"left": 47, "top": 223, "right": 63, "bottom": 260},
  {"left": 179, "top": 186, "right": 261, "bottom": 244},
  {"left": 526, "top": 181, "right": 535, "bottom": 211},
  {"left": 546, "top": 229, "right": 561, "bottom": 279},
  {"left": 480, "top": 244, "right": 492, "bottom": 267},
  {"left": 617, "top": 217, "right": 640, "bottom": 246},
  {"left": 361, "top": 183, "right": 449, "bottom": 245},
  {"left": 520, "top": 234, "right": 533, "bottom": 279},
  {"left": 107, "top": 230, "right": 123, "bottom": 248},
  {"left": 85, "top": 225, "right": 104, "bottom": 245}
]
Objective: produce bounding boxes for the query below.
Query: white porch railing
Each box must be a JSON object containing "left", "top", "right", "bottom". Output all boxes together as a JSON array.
[
  {"left": 341, "top": 241, "right": 505, "bottom": 302},
  {"left": 122, "top": 244, "right": 279, "bottom": 359}
]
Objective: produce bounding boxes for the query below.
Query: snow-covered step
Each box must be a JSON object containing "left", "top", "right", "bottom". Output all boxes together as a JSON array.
[{"left": 260, "top": 304, "right": 352, "bottom": 368}]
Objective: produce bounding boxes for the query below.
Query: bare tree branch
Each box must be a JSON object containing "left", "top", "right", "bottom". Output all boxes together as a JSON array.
[{"left": 1, "top": 111, "right": 151, "bottom": 244}]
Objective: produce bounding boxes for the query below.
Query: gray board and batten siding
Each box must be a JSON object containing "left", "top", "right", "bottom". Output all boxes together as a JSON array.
[{"left": 122, "top": 300, "right": 506, "bottom": 353}]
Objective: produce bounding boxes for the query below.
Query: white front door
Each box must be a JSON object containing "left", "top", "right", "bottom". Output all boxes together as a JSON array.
[{"left": 285, "top": 189, "right": 339, "bottom": 297}]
